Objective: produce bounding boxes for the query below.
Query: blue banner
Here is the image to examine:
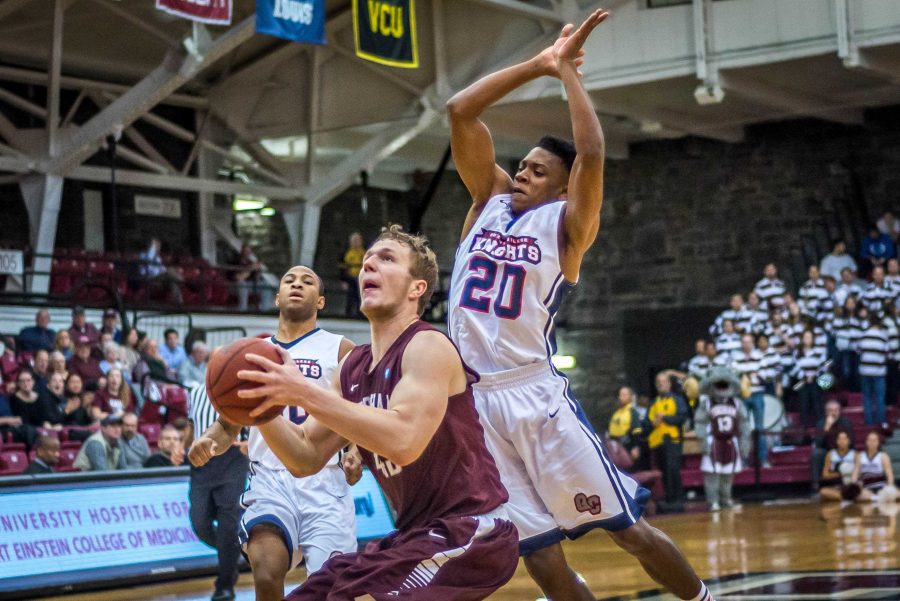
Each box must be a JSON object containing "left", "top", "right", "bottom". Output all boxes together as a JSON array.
[{"left": 256, "top": 0, "right": 326, "bottom": 45}]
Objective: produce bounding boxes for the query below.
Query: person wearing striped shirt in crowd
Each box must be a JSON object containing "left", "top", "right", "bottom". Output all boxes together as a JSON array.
[
  {"left": 754, "top": 263, "right": 787, "bottom": 312},
  {"left": 886, "top": 258, "right": 900, "bottom": 289},
  {"left": 883, "top": 301, "right": 900, "bottom": 414},
  {"left": 861, "top": 265, "right": 897, "bottom": 318},
  {"left": 791, "top": 330, "right": 828, "bottom": 429},
  {"left": 785, "top": 302, "right": 805, "bottom": 350},
  {"left": 730, "top": 334, "right": 769, "bottom": 467},
  {"left": 857, "top": 314, "right": 889, "bottom": 425},
  {"left": 756, "top": 333, "right": 782, "bottom": 398},
  {"left": 715, "top": 320, "right": 742, "bottom": 363},
  {"left": 799, "top": 265, "right": 829, "bottom": 321},
  {"left": 710, "top": 294, "right": 744, "bottom": 337},
  {"left": 828, "top": 303, "right": 858, "bottom": 390},
  {"left": 687, "top": 339, "right": 711, "bottom": 380},
  {"left": 816, "top": 276, "right": 838, "bottom": 328},
  {"left": 835, "top": 267, "right": 864, "bottom": 308},
  {"left": 764, "top": 312, "right": 795, "bottom": 389},
  {"left": 741, "top": 292, "right": 769, "bottom": 336}
]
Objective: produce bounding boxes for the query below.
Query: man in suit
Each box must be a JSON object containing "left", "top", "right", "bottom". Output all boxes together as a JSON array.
[{"left": 23, "top": 434, "right": 60, "bottom": 474}]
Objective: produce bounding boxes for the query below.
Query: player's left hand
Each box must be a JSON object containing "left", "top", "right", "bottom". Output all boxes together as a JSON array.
[
  {"left": 554, "top": 9, "right": 609, "bottom": 72},
  {"left": 239, "top": 345, "right": 313, "bottom": 413},
  {"left": 341, "top": 445, "right": 363, "bottom": 486}
]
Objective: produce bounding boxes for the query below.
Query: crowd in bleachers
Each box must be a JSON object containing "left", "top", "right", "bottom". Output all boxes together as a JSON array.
[
  {"left": 0, "top": 305, "right": 207, "bottom": 475},
  {"left": 607, "top": 214, "right": 900, "bottom": 511}
]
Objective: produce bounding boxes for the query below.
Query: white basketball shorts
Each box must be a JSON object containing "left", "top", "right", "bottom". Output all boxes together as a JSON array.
[
  {"left": 472, "top": 362, "right": 649, "bottom": 555},
  {"left": 239, "top": 462, "right": 357, "bottom": 573}
]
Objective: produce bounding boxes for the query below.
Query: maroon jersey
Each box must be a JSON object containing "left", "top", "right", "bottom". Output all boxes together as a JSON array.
[
  {"left": 340, "top": 321, "right": 508, "bottom": 531},
  {"left": 709, "top": 399, "right": 741, "bottom": 465}
]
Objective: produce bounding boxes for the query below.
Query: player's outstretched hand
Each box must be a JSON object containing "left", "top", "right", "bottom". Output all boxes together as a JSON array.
[
  {"left": 188, "top": 436, "right": 218, "bottom": 467},
  {"left": 341, "top": 445, "right": 364, "bottom": 486},
  {"left": 240, "top": 345, "right": 312, "bottom": 415},
  {"left": 556, "top": 9, "right": 608, "bottom": 64}
]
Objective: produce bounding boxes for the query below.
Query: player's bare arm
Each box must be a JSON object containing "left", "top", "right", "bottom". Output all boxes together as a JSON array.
[
  {"left": 188, "top": 417, "right": 243, "bottom": 467},
  {"left": 256, "top": 413, "right": 348, "bottom": 478},
  {"left": 240, "top": 331, "right": 461, "bottom": 467},
  {"left": 556, "top": 9, "right": 608, "bottom": 282}
]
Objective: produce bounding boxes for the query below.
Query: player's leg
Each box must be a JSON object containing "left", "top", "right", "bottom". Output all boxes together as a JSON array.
[
  {"left": 720, "top": 474, "right": 734, "bottom": 507},
  {"left": 247, "top": 523, "right": 291, "bottom": 601},
  {"left": 703, "top": 473, "right": 720, "bottom": 510},
  {"left": 523, "top": 543, "right": 594, "bottom": 601},
  {"left": 608, "top": 518, "right": 711, "bottom": 600},
  {"left": 820, "top": 486, "right": 843, "bottom": 501}
]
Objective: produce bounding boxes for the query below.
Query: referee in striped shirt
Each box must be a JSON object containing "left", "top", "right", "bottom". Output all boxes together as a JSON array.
[{"left": 187, "top": 384, "right": 249, "bottom": 601}]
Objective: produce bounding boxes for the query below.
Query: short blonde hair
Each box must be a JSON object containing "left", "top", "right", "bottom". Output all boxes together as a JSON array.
[{"left": 375, "top": 224, "right": 438, "bottom": 316}]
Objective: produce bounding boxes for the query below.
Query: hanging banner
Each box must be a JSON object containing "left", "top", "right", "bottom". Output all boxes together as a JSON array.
[
  {"left": 155, "top": 0, "right": 232, "bottom": 25},
  {"left": 353, "top": 0, "right": 418, "bottom": 68},
  {"left": 256, "top": 0, "right": 327, "bottom": 45}
]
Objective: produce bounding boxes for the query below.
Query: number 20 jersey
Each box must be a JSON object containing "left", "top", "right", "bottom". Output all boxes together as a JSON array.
[{"left": 449, "top": 194, "right": 573, "bottom": 374}]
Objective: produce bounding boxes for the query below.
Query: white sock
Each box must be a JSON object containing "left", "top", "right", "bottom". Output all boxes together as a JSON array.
[{"left": 688, "top": 582, "right": 713, "bottom": 601}]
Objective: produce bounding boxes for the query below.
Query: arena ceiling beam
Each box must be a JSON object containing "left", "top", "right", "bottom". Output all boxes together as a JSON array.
[
  {"left": 718, "top": 72, "right": 864, "bottom": 126},
  {"left": 460, "top": 0, "right": 565, "bottom": 25},
  {"left": 44, "top": 16, "right": 255, "bottom": 176},
  {"left": 85, "top": 0, "right": 182, "bottom": 47},
  {"left": 845, "top": 49, "right": 900, "bottom": 84},
  {"left": 0, "top": 0, "right": 31, "bottom": 23}
]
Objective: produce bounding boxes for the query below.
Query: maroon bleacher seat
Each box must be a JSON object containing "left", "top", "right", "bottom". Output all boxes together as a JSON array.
[
  {"left": 0, "top": 450, "right": 28, "bottom": 475},
  {"left": 57, "top": 447, "right": 79, "bottom": 472},
  {"left": 139, "top": 423, "right": 161, "bottom": 445}
]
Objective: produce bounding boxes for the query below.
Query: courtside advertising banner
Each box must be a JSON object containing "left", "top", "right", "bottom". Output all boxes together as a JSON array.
[
  {"left": 256, "top": 0, "right": 326, "bottom": 45},
  {"left": 155, "top": 0, "right": 232, "bottom": 25},
  {"left": 353, "top": 0, "right": 418, "bottom": 68}
]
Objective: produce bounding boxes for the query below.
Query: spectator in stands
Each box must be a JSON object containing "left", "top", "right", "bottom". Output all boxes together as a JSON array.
[
  {"left": 10, "top": 369, "right": 59, "bottom": 431},
  {"left": 160, "top": 329, "right": 187, "bottom": 373},
  {"left": 139, "top": 237, "right": 184, "bottom": 304},
  {"left": 119, "top": 328, "right": 141, "bottom": 373},
  {"left": 731, "top": 334, "right": 768, "bottom": 467},
  {"left": 144, "top": 424, "right": 185, "bottom": 468},
  {"left": 799, "top": 265, "right": 828, "bottom": 320},
  {"left": 887, "top": 258, "right": 900, "bottom": 288},
  {"left": 687, "top": 338, "right": 710, "bottom": 380},
  {"left": 883, "top": 301, "right": 900, "bottom": 408},
  {"left": 818, "top": 276, "right": 838, "bottom": 327},
  {"left": 710, "top": 294, "right": 743, "bottom": 337},
  {"left": 17, "top": 309, "right": 55, "bottom": 352},
  {"left": 135, "top": 336, "right": 177, "bottom": 384},
  {"left": 860, "top": 224, "right": 896, "bottom": 279},
  {"left": 48, "top": 350, "right": 68, "bottom": 380},
  {"left": 792, "top": 329, "right": 827, "bottom": 429},
  {"left": 1, "top": 336, "right": 19, "bottom": 393},
  {"left": 73, "top": 414, "right": 126, "bottom": 471},
  {"left": 756, "top": 333, "right": 782, "bottom": 398},
  {"left": 829, "top": 304, "right": 857, "bottom": 389},
  {"left": 742, "top": 291, "right": 768, "bottom": 335},
  {"left": 818, "top": 430, "right": 856, "bottom": 501},
  {"left": 851, "top": 431, "right": 895, "bottom": 502},
  {"left": 607, "top": 386, "right": 643, "bottom": 461},
  {"left": 857, "top": 314, "right": 889, "bottom": 425},
  {"left": 61, "top": 373, "right": 94, "bottom": 441},
  {"left": 228, "top": 242, "right": 262, "bottom": 311},
  {"left": 0, "top": 390, "right": 35, "bottom": 451},
  {"left": 54, "top": 329, "right": 73, "bottom": 360},
  {"left": 44, "top": 371, "right": 66, "bottom": 418},
  {"left": 754, "top": 263, "right": 787, "bottom": 311},
  {"left": 645, "top": 371, "right": 688, "bottom": 512},
  {"left": 820, "top": 240, "right": 858, "bottom": 283},
  {"left": 340, "top": 232, "right": 365, "bottom": 318},
  {"left": 811, "top": 399, "right": 855, "bottom": 492},
  {"left": 100, "top": 308, "right": 122, "bottom": 343},
  {"left": 31, "top": 349, "right": 50, "bottom": 392},
  {"left": 99, "top": 341, "right": 124, "bottom": 375},
  {"left": 23, "top": 434, "right": 60, "bottom": 475},
  {"left": 92, "top": 368, "right": 133, "bottom": 420},
  {"left": 178, "top": 341, "right": 208, "bottom": 388},
  {"left": 67, "top": 306, "right": 99, "bottom": 347},
  {"left": 119, "top": 411, "right": 151, "bottom": 469},
  {"left": 861, "top": 266, "right": 897, "bottom": 318},
  {"left": 877, "top": 210, "right": 900, "bottom": 241},
  {"left": 835, "top": 267, "right": 864, "bottom": 308},
  {"left": 715, "top": 319, "right": 742, "bottom": 362},
  {"left": 67, "top": 335, "right": 104, "bottom": 390}
]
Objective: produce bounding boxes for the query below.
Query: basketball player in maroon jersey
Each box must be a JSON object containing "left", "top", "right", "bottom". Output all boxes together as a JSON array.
[{"left": 236, "top": 226, "right": 519, "bottom": 600}]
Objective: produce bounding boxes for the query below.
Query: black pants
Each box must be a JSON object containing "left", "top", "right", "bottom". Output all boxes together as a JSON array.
[
  {"left": 797, "top": 382, "right": 824, "bottom": 429},
  {"left": 188, "top": 446, "right": 249, "bottom": 593},
  {"left": 653, "top": 437, "right": 684, "bottom": 507}
]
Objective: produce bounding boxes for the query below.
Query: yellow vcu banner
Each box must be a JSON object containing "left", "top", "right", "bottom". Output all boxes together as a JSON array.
[{"left": 353, "top": 0, "right": 418, "bottom": 68}]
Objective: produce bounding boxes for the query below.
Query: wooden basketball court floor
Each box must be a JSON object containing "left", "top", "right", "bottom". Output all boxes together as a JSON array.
[{"left": 40, "top": 500, "right": 900, "bottom": 601}]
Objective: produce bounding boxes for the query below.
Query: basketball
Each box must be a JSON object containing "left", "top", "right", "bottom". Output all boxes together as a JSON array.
[{"left": 205, "top": 337, "right": 285, "bottom": 426}]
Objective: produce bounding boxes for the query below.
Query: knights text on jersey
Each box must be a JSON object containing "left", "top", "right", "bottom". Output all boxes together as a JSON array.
[
  {"left": 247, "top": 328, "right": 343, "bottom": 470},
  {"left": 449, "top": 194, "right": 574, "bottom": 374}
]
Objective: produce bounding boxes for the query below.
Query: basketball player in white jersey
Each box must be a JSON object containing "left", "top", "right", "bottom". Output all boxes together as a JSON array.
[
  {"left": 189, "top": 265, "right": 360, "bottom": 601},
  {"left": 447, "top": 9, "right": 713, "bottom": 601}
]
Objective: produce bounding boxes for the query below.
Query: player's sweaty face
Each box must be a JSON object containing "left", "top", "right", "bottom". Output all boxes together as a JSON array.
[
  {"left": 511, "top": 147, "right": 568, "bottom": 211},
  {"left": 359, "top": 240, "right": 414, "bottom": 314}
]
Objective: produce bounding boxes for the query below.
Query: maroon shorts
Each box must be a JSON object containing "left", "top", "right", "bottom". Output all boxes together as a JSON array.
[{"left": 285, "top": 509, "right": 518, "bottom": 601}]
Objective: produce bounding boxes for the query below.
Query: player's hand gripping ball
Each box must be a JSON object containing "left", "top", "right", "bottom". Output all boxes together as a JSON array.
[{"left": 206, "top": 337, "right": 285, "bottom": 426}]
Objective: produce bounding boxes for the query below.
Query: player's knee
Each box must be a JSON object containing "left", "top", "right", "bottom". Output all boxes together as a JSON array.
[{"left": 523, "top": 545, "right": 571, "bottom": 583}]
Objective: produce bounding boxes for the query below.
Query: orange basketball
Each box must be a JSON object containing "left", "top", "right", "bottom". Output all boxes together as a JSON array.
[{"left": 205, "top": 337, "right": 284, "bottom": 426}]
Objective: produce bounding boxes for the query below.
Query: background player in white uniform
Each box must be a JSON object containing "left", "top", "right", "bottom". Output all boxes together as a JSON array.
[
  {"left": 447, "top": 9, "right": 713, "bottom": 601},
  {"left": 189, "top": 266, "right": 361, "bottom": 601}
]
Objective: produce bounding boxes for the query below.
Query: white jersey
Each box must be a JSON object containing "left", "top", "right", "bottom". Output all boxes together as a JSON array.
[
  {"left": 248, "top": 328, "right": 343, "bottom": 471},
  {"left": 449, "top": 194, "right": 571, "bottom": 373}
]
